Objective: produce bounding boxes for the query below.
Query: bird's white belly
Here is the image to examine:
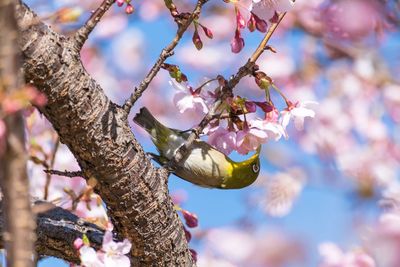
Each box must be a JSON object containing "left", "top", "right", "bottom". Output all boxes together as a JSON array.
[{"left": 176, "top": 147, "right": 227, "bottom": 187}]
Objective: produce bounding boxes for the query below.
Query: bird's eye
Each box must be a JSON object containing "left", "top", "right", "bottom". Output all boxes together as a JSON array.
[{"left": 252, "top": 163, "right": 260, "bottom": 173}]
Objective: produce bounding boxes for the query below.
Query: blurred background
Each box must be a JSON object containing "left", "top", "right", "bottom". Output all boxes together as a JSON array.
[{"left": 8, "top": 0, "right": 400, "bottom": 266}]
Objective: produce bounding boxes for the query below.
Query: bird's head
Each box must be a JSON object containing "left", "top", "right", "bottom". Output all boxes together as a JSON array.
[{"left": 222, "top": 146, "right": 261, "bottom": 189}]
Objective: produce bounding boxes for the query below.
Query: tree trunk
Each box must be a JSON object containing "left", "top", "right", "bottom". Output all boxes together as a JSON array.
[{"left": 14, "top": 1, "right": 194, "bottom": 265}]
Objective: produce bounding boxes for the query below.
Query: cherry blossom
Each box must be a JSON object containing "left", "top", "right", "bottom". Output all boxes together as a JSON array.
[
  {"left": 251, "top": 0, "right": 294, "bottom": 22},
  {"left": 207, "top": 126, "right": 237, "bottom": 155},
  {"left": 76, "top": 231, "right": 132, "bottom": 267},
  {"left": 236, "top": 123, "right": 268, "bottom": 155},
  {"left": 101, "top": 231, "right": 132, "bottom": 267},
  {"left": 79, "top": 246, "right": 104, "bottom": 267},
  {"left": 280, "top": 100, "right": 318, "bottom": 131},
  {"left": 171, "top": 80, "right": 209, "bottom": 114},
  {"left": 249, "top": 117, "right": 285, "bottom": 142},
  {"left": 318, "top": 242, "right": 376, "bottom": 267},
  {"left": 262, "top": 169, "right": 304, "bottom": 217}
]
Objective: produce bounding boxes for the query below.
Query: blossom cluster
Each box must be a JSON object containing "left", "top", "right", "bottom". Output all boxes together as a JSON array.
[
  {"left": 74, "top": 230, "right": 132, "bottom": 267},
  {"left": 170, "top": 78, "right": 317, "bottom": 155},
  {"left": 228, "top": 0, "right": 295, "bottom": 53}
]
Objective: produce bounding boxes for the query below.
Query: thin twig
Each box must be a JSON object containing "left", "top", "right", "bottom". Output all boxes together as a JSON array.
[
  {"left": 43, "top": 169, "right": 84, "bottom": 178},
  {"left": 166, "top": 13, "right": 287, "bottom": 169},
  {"left": 74, "top": 0, "right": 115, "bottom": 50},
  {"left": 44, "top": 136, "right": 59, "bottom": 200},
  {"left": 122, "top": 0, "right": 209, "bottom": 113}
]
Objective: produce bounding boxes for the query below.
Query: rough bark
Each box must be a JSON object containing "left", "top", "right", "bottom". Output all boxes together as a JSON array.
[
  {"left": 0, "top": 0, "right": 35, "bottom": 266},
  {"left": 0, "top": 202, "right": 105, "bottom": 264},
  {"left": 15, "top": 1, "right": 193, "bottom": 266}
]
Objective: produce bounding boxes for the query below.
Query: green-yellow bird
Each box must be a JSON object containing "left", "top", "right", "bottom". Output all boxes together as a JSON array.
[{"left": 133, "top": 107, "right": 261, "bottom": 189}]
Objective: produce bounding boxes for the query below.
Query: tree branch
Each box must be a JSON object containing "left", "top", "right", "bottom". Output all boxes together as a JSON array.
[
  {"left": 43, "top": 169, "right": 84, "bottom": 178},
  {"left": 0, "top": 202, "right": 105, "bottom": 264},
  {"left": 0, "top": 1, "right": 35, "bottom": 266},
  {"left": 74, "top": 0, "right": 115, "bottom": 51},
  {"left": 16, "top": 1, "right": 194, "bottom": 265},
  {"left": 122, "top": 0, "right": 209, "bottom": 113},
  {"left": 167, "top": 13, "right": 287, "bottom": 168}
]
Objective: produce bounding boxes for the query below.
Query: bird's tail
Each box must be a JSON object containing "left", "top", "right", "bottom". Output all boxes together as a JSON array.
[{"left": 133, "top": 107, "right": 159, "bottom": 132}]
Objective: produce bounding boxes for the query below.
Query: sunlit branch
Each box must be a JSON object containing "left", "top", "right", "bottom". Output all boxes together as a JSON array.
[
  {"left": 165, "top": 13, "right": 287, "bottom": 169},
  {"left": 74, "top": 0, "right": 115, "bottom": 50},
  {"left": 43, "top": 169, "right": 84, "bottom": 178},
  {"left": 122, "top": 0, "right": 209, "bottom": 114},
  {"left": 44, "top": 137, "right": 59, "bottom": 200},
  {"left": 0, "top": 201, "right": 105, "bottom": 264}
]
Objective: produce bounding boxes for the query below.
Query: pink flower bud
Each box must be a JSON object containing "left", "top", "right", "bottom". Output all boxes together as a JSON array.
[
  {"left": 200, "top": 24, "right": 213, "bottom": 39},
  {"left": 255, "top": 101, "right": 274, "bottom": 113},
  {"left": 253, "top": 13, "right": 268, "bottom": 33},
  {"left": 189, "top": 249, "right": 198, "bottom": 262},
  {"left": 192, "top": 29, "right": 203, "bottom": 50},
  {"left": 235, "top": 8, "right": 246, "bottom": 29},
  {"left": 116, "top": 0, "right": 124, "bottom": 7},
  {"left": 181, "top": 209, "right": 198, "bottom": 228},
  {"left": 73, "top": 238, "right": 84, "bottom": 250},
  {"left": 125, "top": 4, "right": 134, "bottom": 14},
  {"left": 254, "top": 71, "right": 272, "bottom": 89},
  {"left": 247, "top": 14, "right": 256, "bottom": 32},
  {"left": 231, "top": 29, "right": 245, "bottom": 53},
  {"left": 184, "top": 227, "right": 192, "bottom": 242},
  {"left": 269, "top": 11, "right": 279, "bottom": 23},
  {"left": 245, "top": 101, "right": 257, "bottom": 113}
]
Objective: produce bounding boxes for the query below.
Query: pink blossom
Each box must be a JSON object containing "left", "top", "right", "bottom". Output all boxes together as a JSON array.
[
  {"left": 207, "top": 126, "right": 237, "bottom": 155},
  {"left": 280, "top": 100, "right": 318, "bottom": 131},
  {"left": 262, "top": 170, "right": 304, "bottom": 217},
  {"left": 249, "top": 118, "right": 285, "bottom": 142},
  {"left": 79, "top": 246, "right": 103, "bottom": 267},
  {"left": 320, "top": 0, "right": 382, "bottom": 40},
  {"left": 318, "top": 242, "right": 376, "bottom": 267},
  {"left": 101, "top": 231, "right": 132, "bottom": 267},
  {"left": 366, "top": 211, "right": 400, "bottom": 267},
  {"left": 171, "top": 80, "right": 209, "bottom": 114},
  {"left": 74, "top": 238, "right": 84, "bottom": 250},
  {"left": 251, "top": 0, "right": 294, "bottom": 22},
  {"left": 236, "top": 123, "right": 268, "bottom": 155},
  {"left": 76, "top": 231, "right": 132, "bottom": 267}
]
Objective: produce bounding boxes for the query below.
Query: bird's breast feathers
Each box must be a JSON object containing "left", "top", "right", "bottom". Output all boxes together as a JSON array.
[{"left": 174, "top": 145, "right": 233, "bottom": 188}]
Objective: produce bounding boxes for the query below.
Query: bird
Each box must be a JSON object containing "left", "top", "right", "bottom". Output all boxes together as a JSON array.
[{"left": 133, "top": 107, "right": 261, "bottom": 189}]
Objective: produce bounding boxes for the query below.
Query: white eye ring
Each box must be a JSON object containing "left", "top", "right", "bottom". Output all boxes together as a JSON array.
[{"left": 252, "top": 163, "right": 259, "bottom": 173}]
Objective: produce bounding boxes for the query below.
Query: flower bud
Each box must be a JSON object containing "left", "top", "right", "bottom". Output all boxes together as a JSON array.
[
  {"left": 231, "top": 28, "right": 244, "bottom": 53},
  {"left": 192, "top": 29, "right": 203, "bottom": 50},
  {"left": 254, "top": 71, "right": 272, "bottom": 89},
  {"left": 184, "top": 227, "right": 192, "bottom": 242},
  {"left": 200, "top": 24, "right": 213, "bottom": 39},
  {"left": 247, "top": 14, "right": 256, "bottom": 32},
  {"left": 125, "top": 4, "right": 134, "bottom": 14},
  {"left": 74, "top": 238, "right": 84, "bottom": 250},
  {"left": 235, "top": 8, "right": 246, "bottom": 29},
  {"left": 253, "top": 13, "right": 268, "bottom": 33},
  {"left": 190, "top": 249, "right": 198, "bottom": 262},
  {"left": 245, "top": 101, "right": 257, "bottom": 113},
  {"left": 116, "top": 0, "right": 124, "bottom": 7},
  {"left": 181, "top": 209, "right": 198, "bottom": 228},
  {"left": 269, "top": 11, "right": 279, "bottom": 23},
  {"left": 255, "top": 101, "right": 274, "bottom": 113}
]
